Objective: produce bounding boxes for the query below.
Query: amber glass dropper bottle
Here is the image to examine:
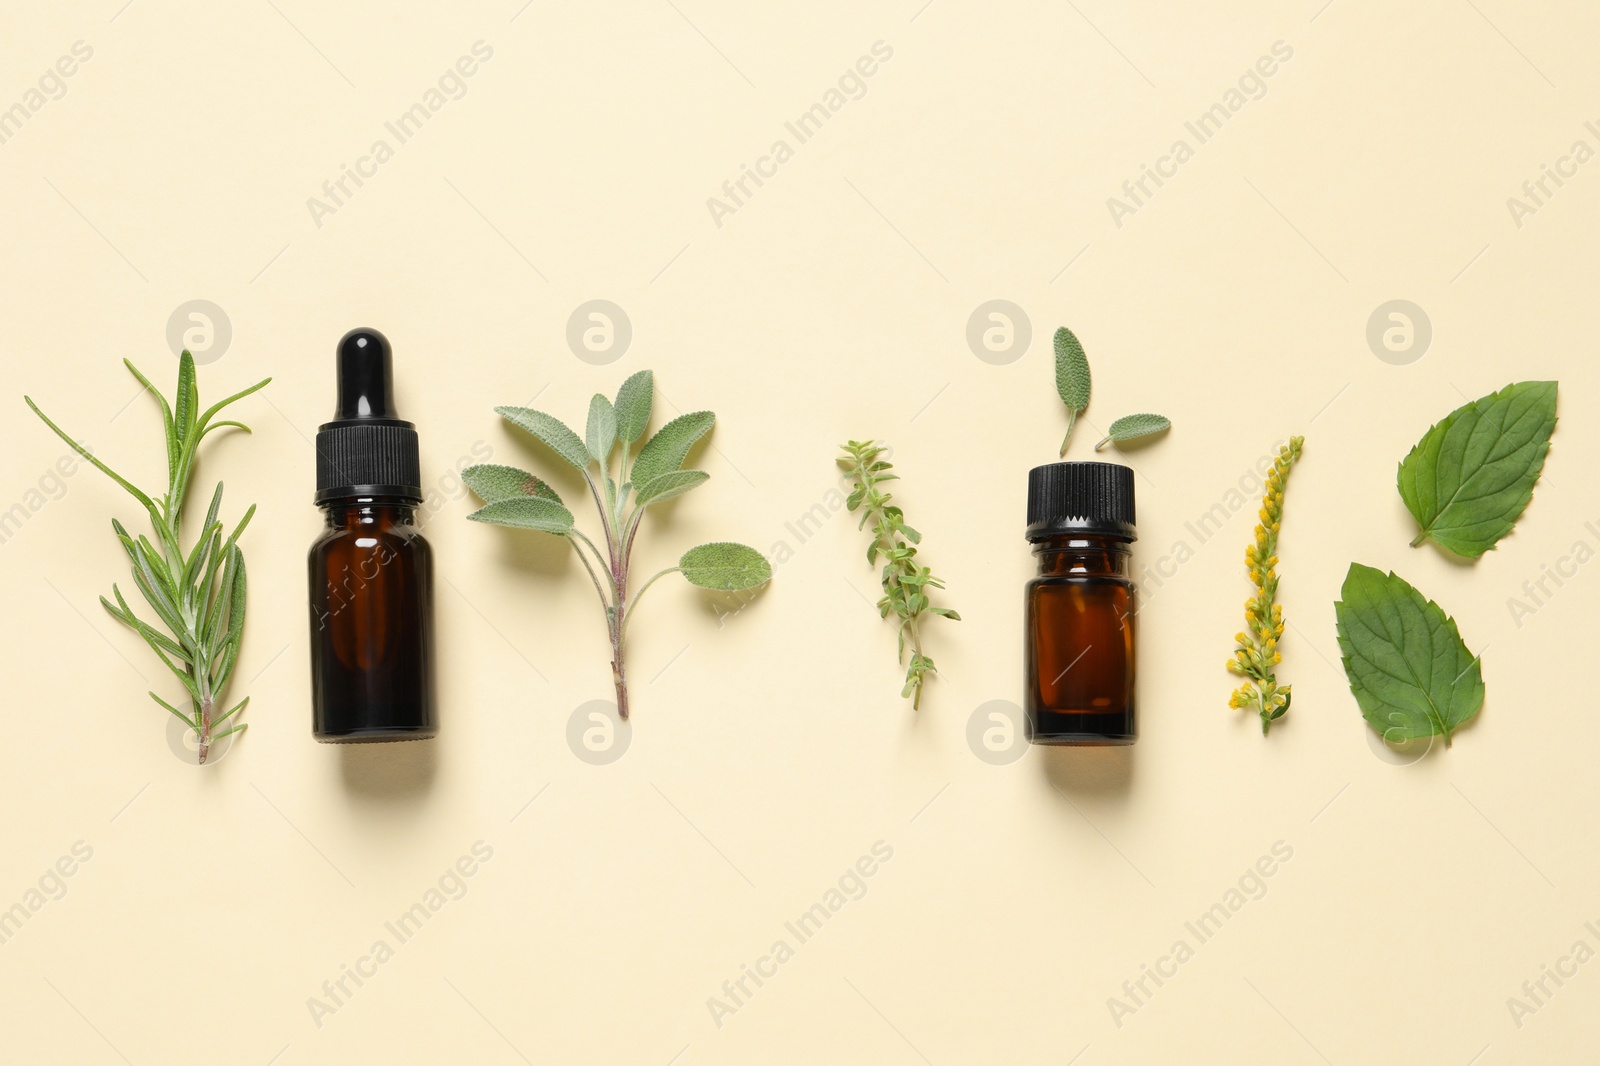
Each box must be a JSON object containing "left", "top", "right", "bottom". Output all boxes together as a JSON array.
[
  {"left": 1024, "top": 461, "right": 1137, "bottom": 745},
  {"left": 308, "top": 328, "right": 436, "bottom": 742}
]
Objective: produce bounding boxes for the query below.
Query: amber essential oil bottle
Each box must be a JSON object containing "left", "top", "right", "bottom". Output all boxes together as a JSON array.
[
  {"left": 308, "top": 328, "right": 436, "bottom": 742},
  {"left": 1024, "top": 461, "right": 1137, "bottom": 745}
]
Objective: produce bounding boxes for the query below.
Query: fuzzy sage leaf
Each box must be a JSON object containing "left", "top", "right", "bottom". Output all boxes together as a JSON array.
[
  {"left": 1397, "top": 381, "right": 1558, "bottom": 558},
  {"left": 1055, "top": 326, "right": 1091, "bottom": 455},
  {"left": 468, "top": 373, "right": 768, "bottom": 718},
  {"left": 1334, "top": 563, "right": 1484, "bottom": 749},
  {"left": 495, "top": 405, "right": 590, "bottom": 470},
  {"left": 679, "top": 542, "right": 771, "bottom": 590},
  {"left": 1096, "top": 413, "right": 1171, "bottom": 451}
]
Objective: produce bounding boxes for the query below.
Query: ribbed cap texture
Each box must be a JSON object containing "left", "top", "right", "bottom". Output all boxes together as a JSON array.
[
  {"left": 1026, "top": 461, "right": 1136, "bottom": 539},
  {"left": 316, "top": 421, "right": 421, "bottom": 501}
]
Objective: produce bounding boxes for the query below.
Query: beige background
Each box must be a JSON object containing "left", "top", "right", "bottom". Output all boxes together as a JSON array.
[{"left": 0, "top": 0, "right": 1595, "bottom": 1062}]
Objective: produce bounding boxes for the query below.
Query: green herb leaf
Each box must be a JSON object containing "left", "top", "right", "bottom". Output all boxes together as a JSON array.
[
  {"left": 613, "top": 370, "right": 654, "bottom": 444},
  {"left": 462, "top": 463, "right": 562, "bottom": 504},
  {"left": 1397, "top": 381, "right": 1558, "bottom": 558},
  {"left": 632, "top": 411, "right": 714, "bottom": 487},
  {"left": 467, "top": 496, "right": 576, "bottom": 534},
  {"left": 495, "top": 405, "right": 591, "bottom": 470},
  {"left": 679, "top": 541, "right": 771, "bottom": 591},
  {"left": 1334, "top": 563, "right": 1485, "bottom": 749},
  {"left": 1055, "top": 326, "right": 1091, "bottom": 455},
  {"left": 586, "top": 393, "right": 617, "bottom": 465},
  {"left": 634, "top": 469, "right": 709, "bottom": 506},
  {"left": 174, "top": 351, "right": 198, "bottom": 443},
  {"left": 1055, "top": 326, "right": 1091, "bottom": 410},
  {"left": 1096, "top": 413, "right": 1171, "bottom": 450}
]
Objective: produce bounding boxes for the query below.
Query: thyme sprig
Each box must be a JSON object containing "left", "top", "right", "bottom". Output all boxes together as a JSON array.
[
  {"left": 25, "top": 352, "right": 270, "bottom": 763},
  {"left": 838, "top": 440, "right": 959, "bottom": 709},
  {"left": 1228, "top": 436, "right": 1304, "bottom": 735}
]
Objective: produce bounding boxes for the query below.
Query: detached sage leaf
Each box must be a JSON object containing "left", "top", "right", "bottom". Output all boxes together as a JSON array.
[
  {"left": 495, "top": 406, "right": 590, "bottom": 470},
  {"left": 1397, "top": 381, "right": 1558, "bottom": 558},
  {"left": 1055, "top": 326, "right": 1091, "bottom": 455},
  {"left": 635, "top": 469, "right": 709, "bottom": 506},
  {"left": 1096, "top": 413, "right": 1171, "bottom": 450},
  {"left": 462, "top": 463, "right": 562, "bottom": 504},
  {"left": 632, "top": 410, "right": 714, "bottom": 487},
  {"left": 679, "top": 542, "right": 771, "bottom": 591},
  {"left": 467, "top": 496, "right": 575, "bottom": 534},
  {"left": 1334, "top": 563, "right": 1484, "bottom": 749},
  {"left": 613, "top": 370, "right": 653, "bottom": 444},
  {"left": 586, "top": 393, "right": 617, "bottom": 464}
]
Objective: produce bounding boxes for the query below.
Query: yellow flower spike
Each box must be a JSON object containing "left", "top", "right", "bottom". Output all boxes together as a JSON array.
[{"left": 1227, "top": 434, "right": 1304, "bottom": 736}]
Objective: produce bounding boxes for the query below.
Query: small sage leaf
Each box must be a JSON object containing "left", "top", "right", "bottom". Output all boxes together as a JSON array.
[
  {"left": 586, "top": 393, "right": 617, "bottom": 464},
  {"left": 1096, "top": 413, "right": 1171, "bottom": 450},
  {"left": 467, "top": 496, "right": 575, "bottom": 535},
  {"left": 462, "top": 463, "right": 562, "bottom": 505},
  {"left": 1334, "top": 563, "right": 1484, "bottom": 749},
  {"left": 613, "top": 369, "right": 654, "bottom": 444},
  {"left": 1397, "top": 380, "right": 1558, "bottom": 558},
  {"left": 495, "top": 406, "right": 590, "bottom": 470},
  {"left": 634, "top": 469, "right": 709, "bottom": 506},
  {"left": 679, "top": 541, "right": 771, "bottom": 591},
  {"left": 632, "top": 410, "right": 714, "bottom": 487},
  {"left": 1055, "top": 326, "right": 1090, "bottom": 411}
]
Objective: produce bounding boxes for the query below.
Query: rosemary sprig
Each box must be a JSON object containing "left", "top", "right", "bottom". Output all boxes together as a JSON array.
[
  {"left": 838, "top": 440, "right": 959, "bottom": 709},
  {"left": 1228, "top": 436, "right": 1304, "bottom": 735},
  {"left": 25, "top": 351, "right": 270, "bottom": 763}
]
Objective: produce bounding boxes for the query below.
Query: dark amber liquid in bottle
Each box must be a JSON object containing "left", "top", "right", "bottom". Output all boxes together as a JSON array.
[
  {"left": 309, "top": 500, "right": 436, "bottom": 741},
  {"left": 1025, "top": 534, "right": 1136, "bottom": 744}
]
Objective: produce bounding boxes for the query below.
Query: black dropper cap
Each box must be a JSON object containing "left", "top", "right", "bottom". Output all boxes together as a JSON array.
[
  {"left": 314, "top": 328, "right": 422, "bottom": 504},
  {"left": 1026, "top": 461, "right": 1136, "bottom": 541}
]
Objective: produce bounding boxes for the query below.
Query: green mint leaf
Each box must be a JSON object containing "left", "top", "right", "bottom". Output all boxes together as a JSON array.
[
  {"left": 1334, "top": 563, "right": 1485, "bottom": 748},
  {"left": 634, "top": 469, "right": 709, "bottom": 506},
  {"left": 467, "top": 496, "right": 576, "bottom": 534},
  {"left": 1096, "top": 413, "right": 1171, "bottom": 450},
  {"left": 462, "top": 463, "right": 562, "bottom": 505},
  {"left": 1054, "top": 326, "right": 1091, "bottom": 411},
  {"left": 679, "top": 541, "right": 771, "bottom": 590},
  {"left": 586, "top": 393, "right": 617, "bottom": 465},
  {"left": 495, "top": 405, "right": 590, "bottom": 470},
  {"left": 613, "top": 370, "right": 654, "bottom": 444},
  {"left": 632, "top": 410, "right": 714, "bottom": 487},
  {"left": 1397, "top": 381, "right": 1558, "bottom": 558}
]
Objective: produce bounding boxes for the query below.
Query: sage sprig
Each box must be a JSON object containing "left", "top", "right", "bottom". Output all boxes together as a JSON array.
[
  {"left": 838, "top": 440, "right": 959, "bottom": 709},
  {"left": 1051, "top": 325, "right": 1171, "bottom": 455},
  {"left": 464, "top": 371, "right": 770, "bottom": 719},
  {"left": 25, "top": 351, "right": 270, "bottom": 764},
  {"left": 1228, "top": 436, "right": 1304, "bottom": 734}
]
